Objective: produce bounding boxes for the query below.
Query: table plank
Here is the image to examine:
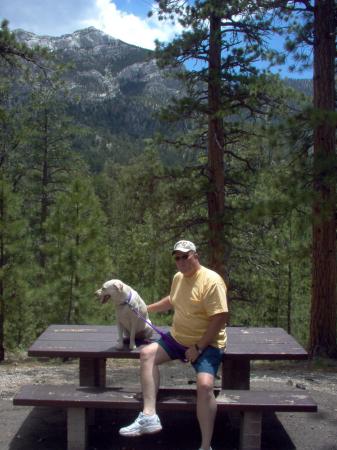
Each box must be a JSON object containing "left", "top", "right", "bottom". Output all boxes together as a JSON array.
[
  {"left": 14, "top": 384, "right": 317, "bottom": 413},
  {"left": 29, "top": 325, "right": 163, "bottom": 358},
  {"left": 225, "top": 327, "right": 307, "bottom": 360},
  {"left": 28, "top": 325, "right": 308, "bottom": 360}
]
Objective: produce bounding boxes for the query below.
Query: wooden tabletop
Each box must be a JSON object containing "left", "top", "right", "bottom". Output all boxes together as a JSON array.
[
  {"left": 28, "top": 324, "right": 308, "bottom": 360},
  {"left": 223, "top": 326, "right": 308, "bottom": 360}
]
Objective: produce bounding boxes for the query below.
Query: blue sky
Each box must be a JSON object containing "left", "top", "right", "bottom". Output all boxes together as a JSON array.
[{"left": 1, "top": 0, "right": 312, "bottom": 78}]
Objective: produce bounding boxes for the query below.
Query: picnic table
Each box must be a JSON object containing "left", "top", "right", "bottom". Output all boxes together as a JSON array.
[
  {"left": 14, "top": 324, "right": 316, "bottom": 450},
  {"left": 27, "top": 324, "right": 308, "bottom": 388}
]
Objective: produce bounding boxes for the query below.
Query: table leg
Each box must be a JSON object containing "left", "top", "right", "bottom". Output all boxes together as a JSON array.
[
  {"left": 221, "top": 359, "right": 250, "bottom": 389},
  {"left": 67, "top": 407, "right": 87, "bottom": 450},
  {"left": 239, "top": 411, "right": 262, "bottom": 450},
  {"left": 79, "top": 358, "right": 106, "bottom": 387}
]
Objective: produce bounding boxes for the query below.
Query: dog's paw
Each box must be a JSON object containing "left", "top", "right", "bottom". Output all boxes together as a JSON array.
[{"left": 129, "top": 343, "right": 137, "bottom": 350}]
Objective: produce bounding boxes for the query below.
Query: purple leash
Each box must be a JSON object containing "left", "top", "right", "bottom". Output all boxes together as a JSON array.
[{"left": 125, "top": 291, "right": 188, "bottom": 362}]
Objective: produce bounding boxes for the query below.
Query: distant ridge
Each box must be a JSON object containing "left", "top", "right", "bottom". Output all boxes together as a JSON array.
[
  {"left": 14, "top": 27, "right": 182, "bottom": 141},
  {"left": 14, "top": 26, "right": 140, "bottom": 51},
  {"left": 12, "top": 28, "right": 312, "bottom": 169},
  {"left": 284, "top": 78, "right": 312, "bottom": 96}
]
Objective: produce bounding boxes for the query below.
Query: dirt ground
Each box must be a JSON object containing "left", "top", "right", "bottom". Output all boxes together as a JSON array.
[{"left": 1, "top": 357, "right": 337, "bottom": 450}]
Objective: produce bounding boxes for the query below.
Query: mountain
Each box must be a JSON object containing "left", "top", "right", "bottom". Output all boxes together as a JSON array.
[
  {"left": 284, "top": 78, "right": 312, "bottom": 96},
  {"left": 14, "top": 27, "right": 182, "bottom": 140},
  {"left": 12, "top": 28, "right": 313, "bottom": 170}
]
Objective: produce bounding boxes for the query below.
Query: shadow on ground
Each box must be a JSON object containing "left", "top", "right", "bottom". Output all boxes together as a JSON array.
[{"left": 8, "top": 407, "right": 295, "bottom": 450}]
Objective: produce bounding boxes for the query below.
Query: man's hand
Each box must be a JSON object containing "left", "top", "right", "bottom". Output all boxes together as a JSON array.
[
  {"left": 184, "top": 312, "right": 228, "bottom": 363},
  {"left": 147, "top": 295, "right": 172, "bottom": 313},
  {"left": 185, "top": 345, "right": 201, "bottom": 363}
]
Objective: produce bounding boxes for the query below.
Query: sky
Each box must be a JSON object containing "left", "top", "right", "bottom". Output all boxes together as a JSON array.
[
  {"left": 1, "top": 0, "right": 312, "bottom": 78},
  {"left": 1, "top": 0, "right": 183, "bottom": 50}
]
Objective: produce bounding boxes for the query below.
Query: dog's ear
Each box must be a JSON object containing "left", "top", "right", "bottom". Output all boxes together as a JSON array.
[{"left": 113, "top": 281, "right": 124, "bottom": 292}]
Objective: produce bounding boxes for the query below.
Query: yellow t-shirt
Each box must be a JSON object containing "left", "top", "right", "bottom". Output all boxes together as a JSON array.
[{"left": 169, "top": 266, "right": 228, "bottom": 348}]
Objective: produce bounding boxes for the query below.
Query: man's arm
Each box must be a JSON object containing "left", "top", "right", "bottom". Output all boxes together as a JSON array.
[
  {"left": 147, "top": 295, "right": 172, "bottom": 314},
  {"left": 185, "top": 312, "right": 228, "bottom": 363}
]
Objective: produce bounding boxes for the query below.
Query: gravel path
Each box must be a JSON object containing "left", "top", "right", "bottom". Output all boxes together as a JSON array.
[{"left": 1, "top": 358, "right": 336, "bottom": 450}]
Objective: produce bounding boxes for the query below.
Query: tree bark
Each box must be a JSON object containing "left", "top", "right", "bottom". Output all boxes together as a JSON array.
[
  {"left": 39, "top": 108, "right": 49, "bottom": 268},
  {"left": 207, "top": 10, "right": 225, "bottom": 279},
  {"left": 309, "top": 0, "right": 337, "bottom": 357},
  {"left": 0, "top": 183, "right": 4, "bottom": 362},
  {"left": 287, "top": 215, "right": 293, "bottom": 335}
]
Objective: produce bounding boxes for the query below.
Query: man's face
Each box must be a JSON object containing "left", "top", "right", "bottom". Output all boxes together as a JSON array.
[{"left": 173, "top": 251, "right": 199, "bottom": 276}]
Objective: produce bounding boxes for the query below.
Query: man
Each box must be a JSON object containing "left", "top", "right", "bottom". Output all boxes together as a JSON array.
[{"left": 119, "top": 240, "right": 228, "bottom": 450}]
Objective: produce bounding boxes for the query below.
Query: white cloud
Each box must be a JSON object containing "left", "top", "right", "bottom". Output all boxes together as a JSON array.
[{"left": 82, "top": 0, "right": 183, "bottom": 49}]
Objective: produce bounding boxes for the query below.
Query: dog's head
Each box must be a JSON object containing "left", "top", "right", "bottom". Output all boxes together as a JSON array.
[{"left": 95, "top": 279, "right": 127, "bottom": 305}]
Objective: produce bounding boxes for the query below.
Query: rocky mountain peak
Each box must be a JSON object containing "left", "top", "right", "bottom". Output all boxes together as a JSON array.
[
  {"left": 14, "top": 26, "right": 142, "bottom": 54},
  {"left": 12, "top": 27, "right": 182, "bottom": 138}
]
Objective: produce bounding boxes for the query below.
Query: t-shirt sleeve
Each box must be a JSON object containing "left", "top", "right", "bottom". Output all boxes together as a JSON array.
[{"left": 203, "top": 281, "right": 228, "bottom": 316}]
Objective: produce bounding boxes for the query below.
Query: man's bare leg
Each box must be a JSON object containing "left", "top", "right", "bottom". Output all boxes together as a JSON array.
[
  {"left": 140, "top": 342, "right": 171, "bottom": 415},
  {"left": 196, "top": 372, "right": 216, "bottom": 450},
  {"left": 119, "top": 343, "right": 171, "bottom": 436}
]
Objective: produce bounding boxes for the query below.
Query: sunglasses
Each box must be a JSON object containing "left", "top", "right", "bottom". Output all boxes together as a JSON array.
[{"left": 174, "top": 254, "right": 190, "bottom": 261}]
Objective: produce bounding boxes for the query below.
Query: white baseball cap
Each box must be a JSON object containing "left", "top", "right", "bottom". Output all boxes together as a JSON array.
[{"left": 172, "top": 240, "right": 197, "bottom": 254}]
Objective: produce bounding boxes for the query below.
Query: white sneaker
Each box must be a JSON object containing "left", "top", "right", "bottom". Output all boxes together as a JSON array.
[{"left": 119, "top": 412, "right": 162, "bottom": 436}]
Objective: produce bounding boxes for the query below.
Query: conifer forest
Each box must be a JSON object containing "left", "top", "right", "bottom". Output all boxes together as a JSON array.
[{"left": 0, "top": 1, "right": 336, "bottom": 361}]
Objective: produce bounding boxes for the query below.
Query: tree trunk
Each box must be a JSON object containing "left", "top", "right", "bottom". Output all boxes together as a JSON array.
[
  {"left": 207, "top": 10, "right": 225, "bottom": 279},
  {"left": 0, "top": 182, "right": 5, "bottom": 361},
  {"left": 39, "top": 109, "right": 49, "bottom": 268},
  {"left": 309, "top": 0, "right": 337, "bottom": 357},
  {"left": 287, "top": 215, "right": 293, "bottom": 335},
  {"left": 66, "top": 270, "right": 74, "bottom": 324},
  {"left": 0, "top": 279, "right": 4, "bottom": 362}
]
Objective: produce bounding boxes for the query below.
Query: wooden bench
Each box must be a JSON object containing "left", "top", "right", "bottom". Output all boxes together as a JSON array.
[{"left": 13, "top": 384, "right": 317, "bottom": 450}]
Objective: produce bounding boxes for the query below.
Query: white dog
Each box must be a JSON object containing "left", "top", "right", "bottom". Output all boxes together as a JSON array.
[{"left": 95, "top": 279, "right": 153, "bottom": 350}]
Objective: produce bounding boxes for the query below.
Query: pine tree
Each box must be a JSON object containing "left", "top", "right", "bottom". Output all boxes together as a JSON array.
[
  {"left": 310, "top": 0, "right": 336, "bottom": 357},
  {"left": 274, "top": 0, "right": 337, "bottom": 356},
  {"left": 99, "top": 150, "right": 176, "bottom": 301},
  {"left": 43, "top": 176, "right": 111, "bottom": 324},
  {"left": 150, "top": 0, "right": 291, "bottom": 281},
  {"left": 22, "top": 68, "right": 85, "bottom": 269},
  {"left": 0, "top": 174, "right": 32, "bottom": 360}
]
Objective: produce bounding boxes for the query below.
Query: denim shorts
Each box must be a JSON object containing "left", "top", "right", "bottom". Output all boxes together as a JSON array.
[{"left": 157, "top": 332, "right": 223, "bottom": 377}]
